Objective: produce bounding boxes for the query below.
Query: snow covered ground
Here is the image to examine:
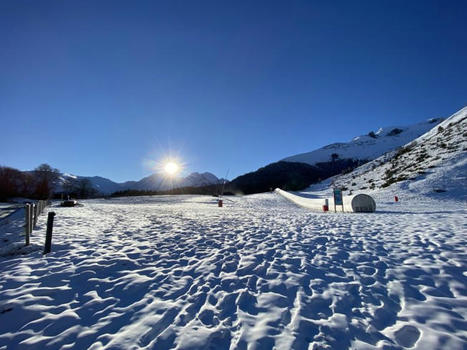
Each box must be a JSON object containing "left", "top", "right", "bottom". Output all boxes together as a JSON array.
[{"left": 0, "top": 190, "right": 465, "bottom": 349}]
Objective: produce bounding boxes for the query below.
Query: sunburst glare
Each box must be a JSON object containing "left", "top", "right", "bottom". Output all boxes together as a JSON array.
[{"left": 164, "top": 161, "right": 180, "bottom": 176}]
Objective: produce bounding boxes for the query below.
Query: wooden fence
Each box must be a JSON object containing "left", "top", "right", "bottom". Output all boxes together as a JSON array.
[{"left": 24, "top": 200, "right": 49, "bottom": 246}]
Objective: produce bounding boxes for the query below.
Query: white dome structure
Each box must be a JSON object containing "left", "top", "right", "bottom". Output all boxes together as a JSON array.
[{"left": 346, "top": 194, "right": 376, "bottom": 212}]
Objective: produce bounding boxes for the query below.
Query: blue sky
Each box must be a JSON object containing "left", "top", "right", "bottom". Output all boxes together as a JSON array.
[{"left": 1, "top": 0, "right": 466, "bottom": 182}]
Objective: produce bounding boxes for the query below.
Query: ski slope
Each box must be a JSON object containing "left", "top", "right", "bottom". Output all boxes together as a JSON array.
[{"left": 0, "top": 191, "right": 465, "bottom": 349}]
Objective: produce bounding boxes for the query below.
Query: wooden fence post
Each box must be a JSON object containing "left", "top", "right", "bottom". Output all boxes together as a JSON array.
[
  {"left": 25, "top": 204, "right": 30, "bottom": 246},
  {"left": 44, "top": 212, "right": 56, "bottom": 254},
  {"left": 29, "top": 204, "right": 34, "bottom": 235},
  {"left": 33, "top": 204, "right": 38, "bottom": 228}
]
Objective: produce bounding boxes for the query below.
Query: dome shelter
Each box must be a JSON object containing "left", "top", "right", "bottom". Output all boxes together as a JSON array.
[{"left": 341, "top": 194, "right": 376, "bottom": 213}]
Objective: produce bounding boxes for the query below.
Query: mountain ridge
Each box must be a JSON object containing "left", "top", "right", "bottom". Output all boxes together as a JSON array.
[
  {"left": 61, "top": 171, "right": 221, "bottom": 195},
  {"left": 305, "top": 106, "right": 467, "bottom": 197},
  {"left": 225, "top": 114, "right": 454, "bottom": 195},
  {"left": 282, "top": 117, "right": 445, "bottom": 166}
]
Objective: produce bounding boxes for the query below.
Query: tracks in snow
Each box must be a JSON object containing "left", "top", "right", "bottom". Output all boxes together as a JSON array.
[{"left": 0, "top": 194, "right": 465, "bottom": 349}]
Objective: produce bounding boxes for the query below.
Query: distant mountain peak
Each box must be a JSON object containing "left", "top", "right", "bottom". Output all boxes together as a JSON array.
[{"left": 58, "top": 170, "right": 220, "bottom": 195}]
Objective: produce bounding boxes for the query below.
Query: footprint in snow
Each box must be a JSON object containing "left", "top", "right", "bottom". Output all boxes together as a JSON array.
[{"left": 395, "top": 325, "right": 421, "bottom": 348}]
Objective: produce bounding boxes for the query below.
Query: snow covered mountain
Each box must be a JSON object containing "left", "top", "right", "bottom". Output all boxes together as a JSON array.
[
  {"left": 80, "top": 176, "right": 124, "bottom": 194},
  {"left": 60, "top": 171, "right": 221, "bottom": 195},
  {"left": 117, "top": 172, "right": 220, "bottom": 192},
  {"left": 181, "top": 172, "right": 219, "bottom": 187},
  {"left": 311, "top": 106, "right": 467, "bottom": 197},
  {"left": 228, "top": 113, "right": 450, "bottom": 195},
  {"left": 282, "top": 118, "right": 445, "bottom": 165}
]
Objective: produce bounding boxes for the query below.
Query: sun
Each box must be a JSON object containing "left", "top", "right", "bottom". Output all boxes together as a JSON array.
[
  {"left": 153, "top": 155, "right": 184, "bottom": 178},
  {"left": 164, "top": 161, "right": 180, "bottom": 176}
]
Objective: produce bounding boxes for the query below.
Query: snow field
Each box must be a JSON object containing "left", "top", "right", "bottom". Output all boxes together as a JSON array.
[{"left": 0, "top": 193, "right": 466, "bottom": 349}]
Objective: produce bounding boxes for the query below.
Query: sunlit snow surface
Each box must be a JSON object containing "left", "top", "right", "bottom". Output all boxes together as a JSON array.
[{"left": 0, "top": 193, "right": 466, "bottom": 349}]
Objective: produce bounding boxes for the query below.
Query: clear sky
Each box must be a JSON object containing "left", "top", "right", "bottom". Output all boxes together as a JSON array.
[{"left": 1, "top": 0, "right": 466, "bottom": 182}]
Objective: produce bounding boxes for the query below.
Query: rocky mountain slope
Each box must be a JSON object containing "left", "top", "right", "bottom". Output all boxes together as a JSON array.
[
  {"left": 282, "top": 118, "right": 444, "bottom": 166},
  {"left": 326, "top": 106, "right": 467, "bottom": 196}
]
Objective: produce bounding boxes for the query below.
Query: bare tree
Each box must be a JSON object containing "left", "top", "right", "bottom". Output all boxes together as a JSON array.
[
  {"left": 0, "top": 166, "right": 23, "bottom": 200},
  {"left": 34, "top": 163, "right": 60, "bottom": 199},
  {"left": 20, "top": 172, "right": 35, "bottom": 198}
]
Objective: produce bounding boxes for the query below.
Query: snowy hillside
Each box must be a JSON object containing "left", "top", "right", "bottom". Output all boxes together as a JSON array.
[
  {"left": 326, "top": 106, "right": 467, "bottom": 197},
  {"left": 282, "top": 117, "right": 444, "bottom": 165}
]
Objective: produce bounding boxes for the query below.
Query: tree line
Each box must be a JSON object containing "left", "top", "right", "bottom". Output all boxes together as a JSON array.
[{"left": 0, "top": 163, "right": 98, "bottom": 201}]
